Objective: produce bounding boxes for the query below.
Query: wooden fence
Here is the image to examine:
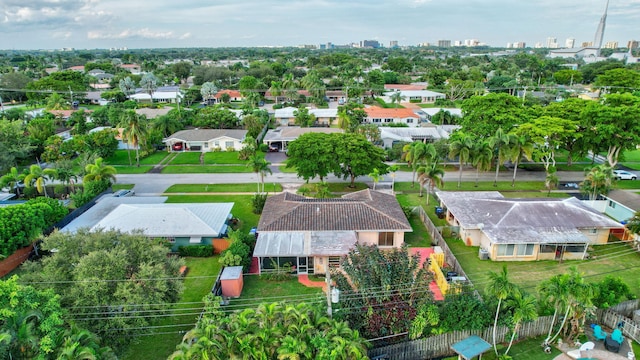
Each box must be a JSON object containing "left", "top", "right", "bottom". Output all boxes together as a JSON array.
[
  {"left": 369, "top": 315, "right": 554, "bottom": 360},
  {"left": 596, "top": 299, "right": 640, "bottom": 343},
  {"left": 414, "top": 206, "right": 480, "bottom": 299}
]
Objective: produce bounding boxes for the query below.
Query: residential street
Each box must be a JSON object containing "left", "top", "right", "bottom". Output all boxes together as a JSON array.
[{"left": 116, "top": 169, "right": 589, "bottom": 195}]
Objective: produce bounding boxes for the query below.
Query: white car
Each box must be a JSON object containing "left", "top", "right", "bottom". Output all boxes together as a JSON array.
[{"left": 613, "top": 170, "right": 637, "bottom": 180}]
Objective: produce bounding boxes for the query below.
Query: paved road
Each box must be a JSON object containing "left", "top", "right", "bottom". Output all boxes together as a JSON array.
[{"left": 116, "top": 169, "right": 589, "bottom": 195}]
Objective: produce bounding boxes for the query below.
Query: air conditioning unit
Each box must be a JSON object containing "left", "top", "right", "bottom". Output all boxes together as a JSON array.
[{"left": 479, "top": 248, "right": 489, "bottom": 260}]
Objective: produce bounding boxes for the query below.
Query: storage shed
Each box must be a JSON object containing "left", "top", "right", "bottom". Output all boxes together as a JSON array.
[{"left": 220, "top": 266, "right": 244, "bottom": 298}]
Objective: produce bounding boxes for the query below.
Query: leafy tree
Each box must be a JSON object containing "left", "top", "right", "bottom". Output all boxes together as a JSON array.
[
  {"left": 545, "top": 168, "right": 559, "bottom": 195},
  {"left": 448, "top": 132, "right": 474, "bottom": 188},
  {"left": 553, "top": 69, "right": 583, "bottom": 85},
  {"left": 83, "top": 157, "right": 116, "bottom": 185},
  {"left": 591, "top": 276, "right": 635, "bottom": 309},
  {"left": 460, "top": 93, "right": 529, "bottom": 137},
  {"left": 20, "top": 230, "right": 185, "bottom": 351},
  {"left": 241, "top": 113, "right": 265, "bottom": 139},
  {"left": 594, "top": 68, "right": 640, "bottom": 93},
  {"left": 153, "top": 113, "right": 182, "bottom": 138},
  {"left": 172, "top": 61, "right": 192, "bottom": 84},
  {"left": 337, "top": 102, "right": 367, "bottom": 132},
  {"left": 238, "top": 75, "right": 258, "bottom": 98},
  {"left": 542, "top": 99, "right": 589, "bottom": 166},
  {"left": 200, "top": 81, "right": 218, "bottom": 103},
  {"left": 486, "top": 266, "right": 516, "bottom": 355},
  {"left": 333, "top": 133, "right": 387, "bottom": 188},
  {"left": 26, "top": 70, "right": 87, "bottom": 103},
  {"left": 194, "top": 106, "right": 239, "bottom": 129},
  {"left": 0, "top": 120, "right": 34, "bottom": 172},
  {"left": 171, "top": 298, "right": 368, "bottom": 360},
  {"left": 27, "top": 117, "right": 55, "bottom": 158},
  {"left": 69, "top": 109, "right": 90, "bottom": 135},
  {"left": 333, "top": 245, "right": 434, "bottom": 340},
  {"left": 87, "top": 129, "right": 119, "bottom": 159},
  {"left": 0, "top": 71, "right": 32, "bottom": 102},
  {"left": 286, "top": 133, "right": 337, "bottom": 182},
  {"left": 293, "top": 106, "right": 316, "bottom": 127}
]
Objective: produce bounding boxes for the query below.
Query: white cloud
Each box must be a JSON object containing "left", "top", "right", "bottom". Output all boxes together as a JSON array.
[{"left": 87, "top": 28, "right": 190, "bottom": 40}]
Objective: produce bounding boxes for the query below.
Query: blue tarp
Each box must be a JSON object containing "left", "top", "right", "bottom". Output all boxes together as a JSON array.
[{"left": 450, "top": 335, "right": 492, "bottom": 359}]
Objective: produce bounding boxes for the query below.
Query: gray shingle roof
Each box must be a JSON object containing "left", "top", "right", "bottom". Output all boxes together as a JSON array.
[
  {"left": 258, "top": 189, "right": 411, "bottom": 232},
  {"left": 164, "top": 129, "right": 247, "bottom": 142}
]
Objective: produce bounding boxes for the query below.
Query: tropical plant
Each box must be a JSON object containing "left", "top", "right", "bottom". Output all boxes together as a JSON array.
[
  {"left": 503, "top": 288, "right": 537, "bottom": 356},
  {"left": 118, "top": 110, "right": 148, "bottom": 167},
  {"left": 489, "top": 128, "right": 512, "bottom": 186},
  {"left": 139, "top": 73, "right": 159, "bottom": 99},
  {"left": 580, "top": 165, "right": 613, "bottom": 200},
  {"left": 118, "top": 77, "right": 136, "bottom": 97},
  {"left": 315, "top": 181, "right": 331, "bottom": 199},
  {"left": 247, "top": 154, "right": 272, "bottom": 193},
  {"left": 448, "top": 133, "right": 474, "bottom": 188},
  {"left": 486, "top": 266, "right": 516, "bottom": 355},
  {"left": 508, "top": 134, "right": 534, "bottom": 187},
  {"left": 545, "top": 168, "right": 559, "bottom": 195},
  {"left": 368, "top": 168, "right": 382, "bottom": 190},
  {"left": 152, "top": 113, "right": 181, "bottom": 138},
  {"left": 82, "top": 157, "right": 116, "bottom": 185},
  {"left": 24, "top": 164, "right": 57, "bottom": 197},
  {"left": 403, "top": 141, "right": 437, "bottom": 187},
  {"left": 390, "top": 91, "right": 406, "bottom": 108},
  {"left": 0, "top": 167, "right": 25, "bottom": 197},
  {"left": 471, "top": 140, "right": 493, "bottom": 187},
  {"left": 417, "top": 163, "right": 444, "bottom": 204}
]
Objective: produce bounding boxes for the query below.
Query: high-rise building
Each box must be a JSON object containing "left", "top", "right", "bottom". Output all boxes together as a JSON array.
[
  {"left": 454, "top": 40, "right": 463, "bottom": 47},
  {"left": 547, "top": 37, "right": 558, "bottom": 48},
  {"left": 389, "top": 40, "right": 398, "bottom": 48},
  {"left": 582, "top": 41, "right": 594, "bottom": 47},
  {"left": 437, "top": 40, "right": 451, "bottom": 47},
  {"left": 565, "top": 38, "right": 575, "bottom": 48},
  {"left": 604, "top": 41, "right": 618, "bottom": 49},
  {"left": 628, "top": 40, "right": 639, "bottom": 50},
  {"left": 359, "top": 40, "right": 380, "bottom": 48},
  {"left": 534, "top": 42, "right": 544, "bottom": 49},
  {"left": 513, "top": 42, "right": 526, "bottom": 49},
  {"left": 593, "top": 0, "right": 609, "bottom": 51}
]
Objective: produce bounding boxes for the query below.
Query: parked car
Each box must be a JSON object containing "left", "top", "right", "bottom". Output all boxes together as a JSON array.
[
  {"left": 113, "top": 189, "right": 135, "bottom": 197},
  {"left": 613, "top": 170, "right": 637, "bottom": 180},
  {"left": 172, "top": 143, "right": 183, "bottom": 151},
  {"left": 268, "top": 145, "right": 279, "bottom": 152}
]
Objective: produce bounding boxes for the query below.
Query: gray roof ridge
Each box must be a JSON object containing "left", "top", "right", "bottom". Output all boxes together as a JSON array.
[
  {"left": 361, "top": 201, "right": 412, "bottom": 230},
  {"left": 493, "top": 202, "right": 518, "bottom": 227}
]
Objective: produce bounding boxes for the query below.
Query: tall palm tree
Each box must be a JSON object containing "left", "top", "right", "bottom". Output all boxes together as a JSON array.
[
  {"left": 471, "top": 140, "right": 493, "bottom": 187},
  {"left": 539, "top": 272, "right": 570, "bottom": 347},
  {"left": 54, "top": 159, "right": 78, "bottom": 193},
  {"left": 448, "top": 133, "right": 474, "bottom": 188},
  {"left": 403, "top": 141, "right": 436, "bottom": 187},
  {"left": 24, "top": 164, "right": 57, "bottom": 197},
  {"left": 368, "top": 168, "right": 382, "bottom": 190},
  {"left": 4, "top": 309, "right": 43, "bottom": 360},
  {"left": 545, "top": 170, "right": 559, "bottom": 195},
  {"left": 0, "top": 167, "right": 25, "bottom": 197},
  {"left": 83, "top": 157, "right": 117, "bottom": 185},
  {"left": 269, "top": 81, "right": 283, "bottom": 105},
  {"left": 486, "top": 266, "right": 516, "bottom": 355},
  {"left": 508, "top": 134, "right": 534, "bottom": 187},
  {"left": 489, "top": 127, "right": 512, "bottom": 187},
  {"left": 247, "top": 154, "right": 272, "bottom": 193},
  {"left": 581, "top": 165, "right": 613, "bottom": 200},
  {"left": 56, "top": 326, "right": 113, "bottom": 360},
  {"left": 118, "top": 110, "right": 148, "bottom": 167},
  {"left": 388, "top": 165, "right": 399, "bottom": 193},
  {"left": 504, "top": 289, "right": 538, "bottom": 356},
  {"left": 417, "top": 163, "right": 444, "bottom": 204}
]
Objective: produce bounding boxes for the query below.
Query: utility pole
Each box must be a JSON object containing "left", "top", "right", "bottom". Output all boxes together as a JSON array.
[{"left": 325, "top": 265, "right": 332, "bottom": 318}]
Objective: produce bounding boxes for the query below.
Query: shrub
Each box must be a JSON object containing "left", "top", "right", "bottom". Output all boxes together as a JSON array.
[
  {"left": 23, "top": 186, "right": 37, "bottom": 199},
  {"left": 258, "top": 143, "right": 269, "bottom": 152},
  {"left": 219, "top": 251, "right": 243, "bottom": 267},
  {"left": 251, "top": 193, "right": 267, "bottom": 214},
  {"left": 178, "top": 245, "right": 214, "bottom": 257},
  {"left": 219, "top": 238, "right": 251, "bottom": 271},
  {"left": 54, "top": 184, "right": 67, "bottom": 197}
]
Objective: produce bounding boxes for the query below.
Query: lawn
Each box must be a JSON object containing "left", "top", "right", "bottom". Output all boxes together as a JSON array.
[
  {"left": 104, "top": 150, "right": 135, "bottom": 166},
  {"left": 166, "top": 195, "right": 259, "bottom": 232},
  {"left": 278, "top": 165, "right": 297, "bottom": 173},
  {"left": 122, "top": 256, "right": 222, "bottom": 360},
  {"left": 297, "top": 182, "right": 369, "bottom": 194},
  {"left": 438, "top": 180, "right": 547, "bottom": 191},
  {"left": 139, "top": 152, "right": 171, "bottom": 165},
  {"left": 621, "top": 149, "right": 640, "bottom": 163},
  {"left": 238, "top": 276, "right": 324, "bottom": 307},
  {"left": 612, "top": 180, "right": 640, "bottom": 189},
  {"left": 112, "top": 165, "right": 153, "bottom": 174},
  {"left": 161, "top": 165, "right": 253, "bottom": 174},
  {"left": 203, "top": 151, "right": 263, "bottom": 164},
  {"left": 165, "top": 183, "right": 283, "bottom": 193},
  {"left": 169, "top": 152, "right": 202, "bottom": 165}
]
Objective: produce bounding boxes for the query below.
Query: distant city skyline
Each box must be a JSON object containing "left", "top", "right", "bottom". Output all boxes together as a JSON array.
[{"left": 1, "top": 0, "right": 638, "bottom": 50}]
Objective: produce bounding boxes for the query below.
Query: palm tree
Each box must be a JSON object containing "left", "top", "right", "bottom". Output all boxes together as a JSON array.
[
  {"left": 403, "top": 142, "right": 436, "bottom": 187},
  {"left": 153, "top": 114, "right": 181, "bottom": 138},
  {"left": 83, "top": 157, "right": 117, "bottom": 185},
  {"left": 448, "top": 133, "right": 474, "bottom": 188},
  {"left": 545, "top": 170, "right": 559, "bottom": 195},
  {"left": 0, "top": 167, "right": 25, "bottom": 197},
  {"left": 119, "top": 110, "right": 148, "bottom": 167},
  {"left": 389, "top": 91, "right": 406, "bottom": 108},
  {"left": 24, "top": 164, "right": 57, "bottom": 197},
  {"left": 315, "top": 181, "right": 331, "bottom": 199},
  {"left": 486, "top": 265, "right": 516, "bottom": 355},
  {"left": 489, "top": 127, "right": 512, "bottom": 187},
  {"left": 417, "top": 163, "right": 444, "bottom": 204},
  {"left": 56, "top": 326, "right": 114, "bottom": 360},
  {"left": 581, "top": 165, "right": 613, "bottom": 200},
  {"left": 508, "top": 134, "right": 534, "bottom": 187},
  {"left": 539, "top": 273, "right": 570, "bottom": 347},
  {"left": 139, "top": 73, "right": 159, "bottom": 100},
  {"left": 388, "top": 165, "right": 399, "bottom": 193},
  {"left": 4, "top": 309, "right": 43, "bottom": 360},
  {"left": 368, "top": 168, "right": 382, "bottom": 190},
  {"left": 471, "top": 140, "right": 493, "bottom": 187},
  {"left": 269, "top": 81, "right": 283, "bottom": 105},
  {"left": 503, "top": 288, "right": 537, "bottom": 356},
  {"left": 54, "top": 159, "right": 78, "bottom": 193},
  {"left": 118, "top": 76, "right": 136, "bottom": 98},
  {"left": 247, "top": 154, "right": 272, "bottom": 193}
]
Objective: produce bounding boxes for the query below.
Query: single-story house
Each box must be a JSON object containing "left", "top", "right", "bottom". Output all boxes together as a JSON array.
[
  {"left": 253, "top": 189, "right": 412, "bottom": 274},
  {"left": 129, "top": 86, "right": 183, "bottom": 103},
  {"left": 436, "top": 191, "right": 624, "bottom": 261},
  {"left": 214, "top": 90, "right": 243, "bottom": 103},
  {"left": 601, "top": 190, "right": 640, "bottom": 223},
  {"left": 262, "top": 126, "right": 343, "bottom": 152},
  {"left": 88, "top": 202, "right": 234, "bottom": 252},
  {"left": 164, "top": 129, "right": 247, "bottom": 152},
  {"left": 379, "top": 125, "right": 459, "bottom": 148},
  {"left": 364, "top": 106, "right": 420, "bottom": 127},
  {"left": 120, "top": 64, "right": 142, "bottom": 74},
  {"left": 274, "top": 107, "right": 338, "bottom": 126},
  {"left": 384, "top": 84, "right": 425, "bottom": 91},
  {"left": 383, "top": 90, "right": 446, "bottom": 104}
]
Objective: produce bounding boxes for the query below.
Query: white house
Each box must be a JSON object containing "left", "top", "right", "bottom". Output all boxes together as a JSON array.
[
  {"left": 163, "top": 129, "right": 247, "bottom": 152},
  {"left": 363, "top": 106, "right": 420, "bottom": 127}
]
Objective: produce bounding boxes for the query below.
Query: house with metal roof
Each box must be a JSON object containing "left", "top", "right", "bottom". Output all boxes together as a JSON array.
[
  {"left": 274, "top": 107, "right": 338, "bottom": 126},
  {"left": 253, "top": 189, "right": 412, "bottom": 274},
  {"left": 436, "top": 191, "right": 623, "bottom": 261},
  {"left": 379, "top": 125, "right": 459, "bottom": 148},
  {"left": 262, "top": 126, "right": 343, "bottom": 152},
  {"left": 163, "top": 129, "right": 247, "bottom": 152}
]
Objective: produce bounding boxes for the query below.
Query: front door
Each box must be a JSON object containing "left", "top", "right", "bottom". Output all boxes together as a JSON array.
[{"left": 297, "top": 257, "right": 308, "bottom": 274}]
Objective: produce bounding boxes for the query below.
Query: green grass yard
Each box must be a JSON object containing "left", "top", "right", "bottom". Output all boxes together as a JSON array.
[
  {"left": 238, "top": 276, "right": 323, "bottom": 307},
  {"left": 169, "top": 152, "right": 202, "bottom": 165},
  {"left": 111, "top": 165, "right": 153, "bottom": 174},
  {"left": 122, "top": 256, "right": 222, "bottom": 360},
  {"left": 165, "top": 183, "right": 283, "bottom": 193},
  {"left": 203, "top": 151, "right": 263, "bottom": 164},
  {"left": 161, "top": 165, "right": 253, "bottom": 174}
]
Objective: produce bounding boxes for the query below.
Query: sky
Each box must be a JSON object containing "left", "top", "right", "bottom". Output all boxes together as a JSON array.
[{"left": 1, "top": 0, "right": 639, "bottom": 50}]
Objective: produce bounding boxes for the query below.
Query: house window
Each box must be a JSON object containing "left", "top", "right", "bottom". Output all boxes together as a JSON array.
[
  {"left": 407, "top": 119, "right": 413, "bottom": 123},
  {"left": 225, "top": 141, "right": 234, "bottom": 148},
  {"left": 497, "top": 244, "right": 515, "bottom": 256},
  {"left": 373, "top": 118, "right": 381, "bottom": 123},
  {"left": 166, "top": 237, "right": 175, "bottom": 243},
  {"left": 214, "top": 141, "right": 219, "bottom": 147},
  {"left": 204, "top": 143, "right": 209, "bottom": 148},
  {"left": 378, "top": 232, "right": 394, "bottom": 246},
  {"left": 540, "top": 245, "right": 556, "bottom": 253},
  {"left": 328, "top": 257, "right": 341, "bottom": 267},
  {"left": 588, "top": 228, "right": 597, "bottom": 234},
  {"left": 609, "top": 201, "right": 616, "bottom": 208},
  {"left": 517, "top": 244, "right": 534, "bottom": 256},
  {"left": 384, "top": 118, "right": 393, "bottom": 123}
]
